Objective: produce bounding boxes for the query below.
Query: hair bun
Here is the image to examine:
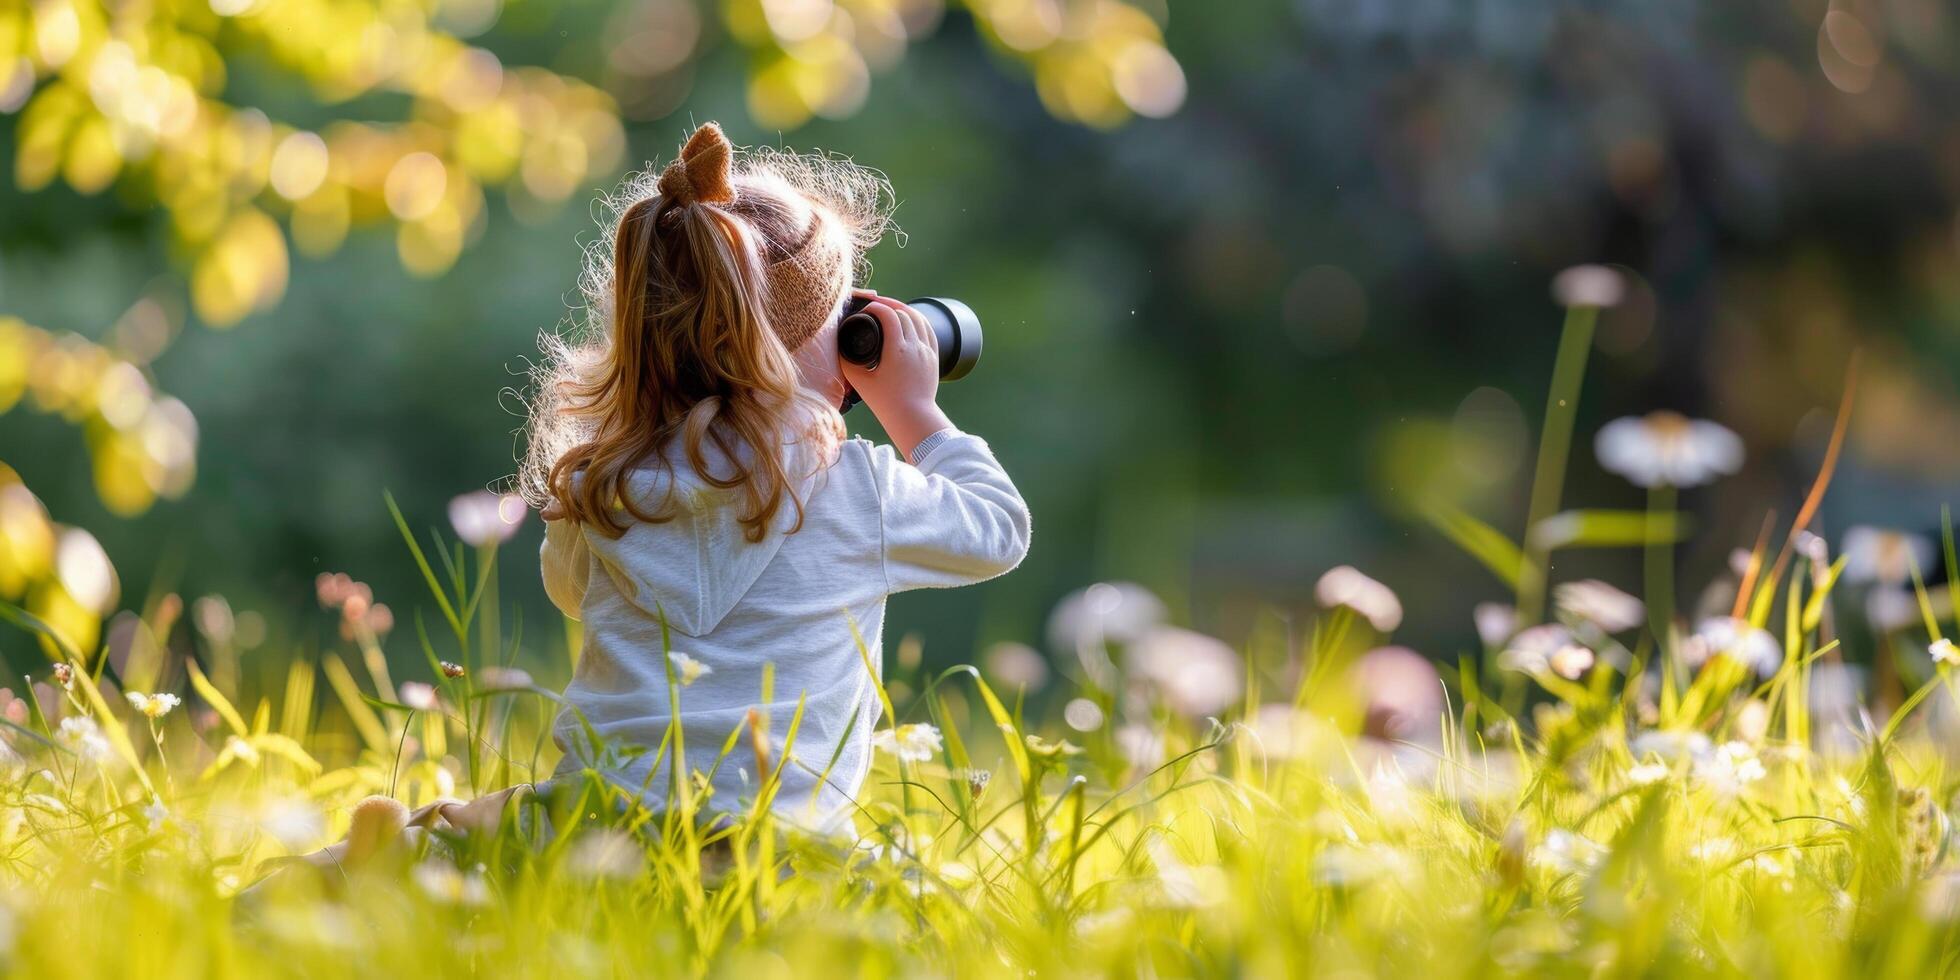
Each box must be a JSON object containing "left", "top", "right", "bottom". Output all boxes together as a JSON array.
[{"left": 657, "top": 122, "right": 736, "bottom": 206}]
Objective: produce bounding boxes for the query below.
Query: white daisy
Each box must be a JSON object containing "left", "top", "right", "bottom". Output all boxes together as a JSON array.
[
  {"left": 57, "top": 716, "right": 112, "bottom": 764},
  {"left": 1683, "top": 616, "right": 1783, "bottom": 678},
  {"left": 1555, "top": 579, "right": 1646, "bottom": 633},
  {"left": 1062, "top": 698, "right": 1105, "bottom": 732},
  {"left": 1841, "top": 526, "right": 1933, "bottom": 586},
  {"left": 1595, "top": 411, "right": 1744, "bottom": 488},
  {"left": 447, "top": 490, "right": 527, "bottom": 547},
  {"left": 1551, "top": 265, "right": 1626, "bottom": 308},
  {"left": 1497, "top": 624, "right": 1573, "bottom": 675},
  {"left": 871, "top": 723, "right": 942, "bottom": 762},
  {"left": 398, "top": 682, "right": 438, "bottom": 711},
  {"left": 1694, "top": 741, "right": 1766, "bottom": 796},
  {"left": 1473, "top": 602, "right": 1516, "bottom": 648},
  {"left": 1314, "top": 566, "right": 1403, "bottom": 632},
  {"left": 1045, "top": 581, "right": 1166, "bottom": 653},
  {"left": 1350, "top": 645, "right": 1444, "bottom": 742},
  {"left": 125, "top": 691, "right": 181, "bottom": 719},
  {"left": 1932, "top": 638, "right": 1960, "bottom": 667},
  {"left": 1866, "top": 588, "right": 1921, "bottom": 633},
  {"left": 982, "top": 642, "right": 1049, "bottom": 691},
  {"left": 1547, "top": 644, "right": 1596, "bottom": 680},
  {"left": 1128, "top": 626, "right": 1243, "bottom": 718},
  {"left": 668, "top": 651, "right": 711, "bottom": 686},
  {"left": 1531, "top": 828, "right": 1605, "bottom": 874}
]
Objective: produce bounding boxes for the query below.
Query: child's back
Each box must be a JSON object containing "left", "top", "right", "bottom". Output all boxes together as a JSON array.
[
  {"left": 543, "top": 429, "right": 1026, "bottom": 828},
  {"left": 526, "top": 123, "right": 1030, "bottom": 831}
]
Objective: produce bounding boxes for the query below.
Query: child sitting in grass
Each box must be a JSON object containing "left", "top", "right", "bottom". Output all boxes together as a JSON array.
[{"left": 302, "top": 122, "right": 1030, "bottom": 865}]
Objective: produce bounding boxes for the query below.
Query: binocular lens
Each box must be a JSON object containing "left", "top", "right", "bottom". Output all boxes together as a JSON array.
[{"left": 837, "top": 297, "right": 983, "bottom": 382}]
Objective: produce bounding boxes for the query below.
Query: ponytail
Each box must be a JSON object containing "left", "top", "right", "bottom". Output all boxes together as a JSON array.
[{"left": 536, "top": 123, "right": 841, "bottom": 542}]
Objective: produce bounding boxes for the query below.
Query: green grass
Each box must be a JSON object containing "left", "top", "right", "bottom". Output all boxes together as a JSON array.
[
  {"left": 5, "top": 309, "right": 1960, "bottom": 976},
  {"left": 4, "top": 506, "right": 1960, "bottom": 977}
]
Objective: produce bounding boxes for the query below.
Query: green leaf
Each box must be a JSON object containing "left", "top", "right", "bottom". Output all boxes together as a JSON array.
[
  {"left": 1417, "top": 500, "right": 1523, "bottom": 589},
  {"left": 1530, "top": 509, "right": 1689, "bottom": 550}
]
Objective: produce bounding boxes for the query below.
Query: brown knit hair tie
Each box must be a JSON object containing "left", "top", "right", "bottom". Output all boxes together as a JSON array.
[
  {"left": 657, "top": 123, "right": 736, "bottom": 206},
  {"left": 645, "top": 121, "right": 851, "bottom": 353}
]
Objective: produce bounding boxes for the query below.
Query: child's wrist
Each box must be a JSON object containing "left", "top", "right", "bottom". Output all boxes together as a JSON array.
[{"left": 886, "top": 401, "right": 952, "bottom": 460}]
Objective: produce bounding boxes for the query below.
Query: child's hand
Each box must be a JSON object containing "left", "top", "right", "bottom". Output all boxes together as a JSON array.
[{"left": 841, "top": 290, "right": 952, "bottom": 458}]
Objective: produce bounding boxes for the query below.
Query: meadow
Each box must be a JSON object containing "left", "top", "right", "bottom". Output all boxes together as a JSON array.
[{"left": 3, "top": 288, "right": 1959, "bottom": 978}]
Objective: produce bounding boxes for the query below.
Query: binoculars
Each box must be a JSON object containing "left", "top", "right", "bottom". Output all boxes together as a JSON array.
[{"left": 836, "top": 296, "right": 982, "bottom": 410}]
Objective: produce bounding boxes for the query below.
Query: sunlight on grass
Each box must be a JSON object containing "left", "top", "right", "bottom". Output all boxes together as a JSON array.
[{"left": 3, "top": 288, "right": 1960, "bottom": 975}]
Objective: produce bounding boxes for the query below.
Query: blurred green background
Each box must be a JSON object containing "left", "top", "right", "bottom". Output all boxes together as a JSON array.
[{"left": 4, "top": 0, "right": 1960, "bottom": 688}]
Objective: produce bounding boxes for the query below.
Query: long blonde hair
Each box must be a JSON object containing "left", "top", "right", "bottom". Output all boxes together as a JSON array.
[{"left": 520, "top": 124, "right": 894, "bottom": 541}]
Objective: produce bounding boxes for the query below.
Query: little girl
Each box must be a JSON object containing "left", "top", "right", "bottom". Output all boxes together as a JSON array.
[
  {"left": 518, "top": 122, "right": 1031, "bottom": 832},
  {"left": 285, "top": 122, "right": 1026, "bottom": 875}
]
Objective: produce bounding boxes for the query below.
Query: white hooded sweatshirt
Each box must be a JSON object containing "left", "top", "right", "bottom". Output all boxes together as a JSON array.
[{"left": 539, "top": 427, "right": 1030, "bottom": 831}]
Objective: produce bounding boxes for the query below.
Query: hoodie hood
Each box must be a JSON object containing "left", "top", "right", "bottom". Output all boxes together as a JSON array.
[{"left": 580, "top": 439, "right": 822, "bottom": 636}]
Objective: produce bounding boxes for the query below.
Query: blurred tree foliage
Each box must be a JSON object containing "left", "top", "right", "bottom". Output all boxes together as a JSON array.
[
  {"left": 4, "top": 0, "right": 1960, "bottom": 680},
  {"left": 0, "top": 0, "right": 1183, "bottom": 656}
]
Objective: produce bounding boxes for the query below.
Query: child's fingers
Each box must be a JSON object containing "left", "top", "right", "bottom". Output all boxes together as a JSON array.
[{"left": 859, "top": 299, "right": 907, "bottom": 368}]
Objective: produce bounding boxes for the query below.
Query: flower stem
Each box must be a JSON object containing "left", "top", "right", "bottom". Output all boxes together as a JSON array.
[
  {"left": 1646, "top": 483, "right": 1678, "bottom": 656},
  {"left": 1518, "top": 303, "right": 1599, "bottom": 624}
]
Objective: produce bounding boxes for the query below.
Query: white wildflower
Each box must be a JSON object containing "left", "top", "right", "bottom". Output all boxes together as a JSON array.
[
  {"left": 668, "top": 651, "right": 710, "bottom": 686},
  {"left": 1531, "top": 829, "right": 1604, "bottom": 874},
  {"left": 982, "top": 642, "right": 1049, "bottom": 691},
  {"left": 1128, "top": 626, "right": 1243, "bottom": 718},
  {"left": 1551, "top": 264, "right": 1625, "bottom": 308},
  {"left": 447, "top": 491, "right": 526, "bottom": 547},
  {"left": 142, "top": 797, "right": 168, "bottom": 830},
  {"left": 1555, "top": 579, "right": 1645, "bottom": 633},
  {"left": 1594, "top": 411, "right": 1744, "bottom": 488},
  {"left": 871, "top": 723, "right": 942, "bottom": 763},
  {"left": 1731, "top": 698, "right": 1771, "bottom": 744},
  {"left": 1841, "top": 526, "right": 1933, "bottom": 586},
  {"left": 56, "top": 716, "right": 112, "bottom": 764},
  {"left": 1866, "top": 588, "right": 1922, "bottom": 633},
  {"left": 1315, "top": 566, "right": 1403, "bottom": 632},
  {"left": 1046, "top": 581, "right": 1166, "bottom": 653},
  {"left": 398, "top": 682, "right": 438, "bottom": 711},
  {"left": 1933, "top": 639, "right": 1960, "bottom": 667},
  {"left": 1497, "top": 624, "right": 1575, "bottom": 675},
  {"left": 1062, "top": 698, "right": 1104, "bottom": 732},
  {"left": 1684, "top": 617, "right": 1783, "bottom": 678},
  {"left": 1351, "top": 645, "right": 1444, "bottom": 742},
  {"left": 1627, "top": 762, "right": 1670, "bottom": 785},
  {"left": 125, "top": 691, "right": 181, "bottom": 719},
  {"left": 1473, "top": 602, "right": 1516, "bottom": 648},
  {"left": 1548, "top": 644, "right": 1595, "bottom": 680},
  {"left": 1794, "top": 530, "right": 1829, "bottom": 564},
  {"left": 1694, "top": 741, "right": 1766, "bottom": 797}
]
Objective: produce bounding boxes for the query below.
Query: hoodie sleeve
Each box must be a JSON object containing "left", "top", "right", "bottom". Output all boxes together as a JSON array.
[
  {"left": 866, "top": 428, "right": 1032, "bottom": 592},
  {"left": 540, "top": 518, "right": 590, "bottom": 620}
]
